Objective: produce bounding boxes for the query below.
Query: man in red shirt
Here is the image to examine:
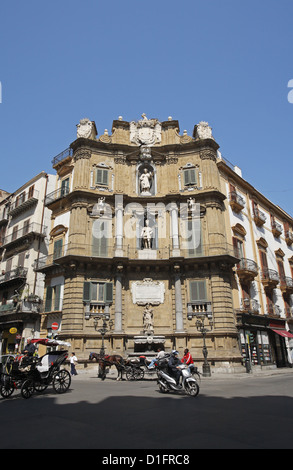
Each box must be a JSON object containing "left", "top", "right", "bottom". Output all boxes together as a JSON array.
[{"left": 182, "top": 348, "right": 194, "bottom": 366}]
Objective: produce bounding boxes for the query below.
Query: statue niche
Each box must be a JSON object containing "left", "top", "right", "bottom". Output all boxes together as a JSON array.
[{"left": 138, "top": 163, "right": 155, "bottom": 196}]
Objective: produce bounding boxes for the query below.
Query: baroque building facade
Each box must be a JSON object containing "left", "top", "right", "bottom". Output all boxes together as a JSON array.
[{"left": 35, "top": 115, "right": 243, "bottom": 372}]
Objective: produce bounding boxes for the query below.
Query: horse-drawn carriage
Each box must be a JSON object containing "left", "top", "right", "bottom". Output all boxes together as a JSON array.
[
  {"left": 124, "top": 355, "right": 158, "bottom": 380},
  {"left": 0, "top": 339, "right": 72, "bottom": 399}
]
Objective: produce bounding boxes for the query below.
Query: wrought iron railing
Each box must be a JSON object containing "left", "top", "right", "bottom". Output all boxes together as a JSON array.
[
  {"left": 45, "top": 186, "right": 70, "bottom": 205},
  {"left": 51, "top": 147, "right": 73, "bottom": 166},
  {"left": 2, "top": 222, "right": 47, "bottom": 246}
]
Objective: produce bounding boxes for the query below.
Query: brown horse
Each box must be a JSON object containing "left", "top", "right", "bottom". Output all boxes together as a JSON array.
[{"left": 89, "top": 352, "right": 125, "bottom": 380}]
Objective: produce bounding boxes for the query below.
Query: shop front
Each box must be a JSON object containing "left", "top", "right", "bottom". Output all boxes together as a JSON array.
[
  {"left": 237, "top": 312, "right": 293, "bottom": 369},
  {"left": 0, "top": 322, "right": 24, "bottom": 355}
]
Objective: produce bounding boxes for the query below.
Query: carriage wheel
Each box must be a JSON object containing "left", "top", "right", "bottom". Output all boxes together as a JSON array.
[
  {"left": 53, "top": 369, "right": 71, "bottom": 394},
  {"left": 34, "top": 382, "right": 48, "bottom": 393},
  {"left": 0, "top": 383, "right": 14, "bottom": 398},
  {"left": 21, "top": 379, "right": 35, "bottom": 399},
  {"left": 135, "top": 368, "right": 144, "bottom": 380},
  {"left": 125, "top": 367, "right": 136, "bottom": 381}
]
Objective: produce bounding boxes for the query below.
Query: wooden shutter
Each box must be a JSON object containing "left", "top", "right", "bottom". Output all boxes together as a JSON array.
[
  {"left": 96, "top": 169, "right": 108, "bottom": 186},
  {"left": 83, "top": 282, "right": 91, "bottom": 302},
  {"left": 189, "top": 280, "right": 207, "bottom": 302},
  {"left": 28, "top": 185, "right": 34, "bottom": 198},
  {"left": 45, "top": 286, "right": 53, "bottom": 312},
  {"left": 92, "top": 220, "right": 108, "bottom": 256},
  {"left": 104, "top": 282, "right": 113, "bottom": 303},
  {"left": 54, "top": 285, "right": 61, "bottom": 310},
  {"left": 184, "top": 168, "right": 197, "bottom": 186},
  {"left": 53, "top": 239, "right": 63, "bottom": 259},
  {"left": 187, "top": 219, "right": 202, "bottom": 256}
]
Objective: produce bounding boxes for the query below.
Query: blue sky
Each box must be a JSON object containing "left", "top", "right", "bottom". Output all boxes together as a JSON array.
[{"left": 0, "top": 0, "right": 293, "bottom": 216}]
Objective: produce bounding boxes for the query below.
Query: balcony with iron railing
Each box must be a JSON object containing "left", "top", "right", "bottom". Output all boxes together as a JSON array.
[
  {"left": 45, "top": 186, "right": 70, "bottom": 206},
  {"left": 236, "top": 258, "right": 258, "bottom": 281},
  {"left": 261, "top": 268, "right": 279, "bottom": 289},
  {"left": 236, "top": 298, "right": 260, "bottom": 314},
  {"left": 253, "top": 208, "right": 266, "bottom": 227},
  {"left": 34, "top": 241, "right": 238, "bottom": 271},
  {"left": 51, "top": 147, "right": 73, "bottom": 167},
  {"left": 0, "top": 267, "right": 28, "bottom": 285},
  {"left": 2, "top": 222, "right": 47, "bottom": 249},
  {"left": 228, "top": 191, "right": 245, "bottom": 213},
  {"left": 9, "top": 189, "right": 39, "bottom": 217},
  {"left": 266, "top": 304, "right": 282, "bottom": 317},
  {"left": 280, "top": 276, "right": 293, "bottom": 294},
  {"left": 285, "top": 230, "right": 293, "bottom": 246},
  {"left": 0, "top": 298, "right": 41, "bottom": 315},
  {"left": 271, "top": 220, "right": 283, "bottom": 238}
]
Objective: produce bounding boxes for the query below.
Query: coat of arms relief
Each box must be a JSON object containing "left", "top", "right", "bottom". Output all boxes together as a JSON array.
[{"left": 130, "top": 114, "right": 162, "bottom": 146}]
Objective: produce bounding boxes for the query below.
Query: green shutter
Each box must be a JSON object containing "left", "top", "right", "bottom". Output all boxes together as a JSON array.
[
  {"left": 83, "top": 282, "right": 91, "bottom": 302},
  {"left": 189, "top": 280, "right": 207, "bottom": 302},
  {"left": 184, "top": 168, "right": 197, "bottom": 186},
  {"left": 54, "top": 285, "right": 61, "bottom": 310},
  {"left": 53, "top": 239, "right": 63, "bottom": 259},
  {"left": 45, "top": 286, "right": 53, "bottom": 312},
  {"left": 96, "top": 169, "right": 108, "bottom": 186},
  {"left": 104, "top": 282, "right": 113, "bottom": 303}
]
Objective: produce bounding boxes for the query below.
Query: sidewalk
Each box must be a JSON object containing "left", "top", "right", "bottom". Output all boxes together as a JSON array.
[{"left": 69, "top": 364, "right": 293, "bottom": 381}]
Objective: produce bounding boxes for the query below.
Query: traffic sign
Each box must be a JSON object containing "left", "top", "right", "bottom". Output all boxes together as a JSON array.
[{"left": 51, "top": 322, "right": 59, "bottom": 330}]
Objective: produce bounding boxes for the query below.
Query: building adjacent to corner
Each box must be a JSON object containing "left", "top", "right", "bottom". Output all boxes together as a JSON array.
[
  {"left": 0, "top": 172, "right": 56, "bottom": 354},
  {"left": 218, "top": 155, "right": 293, "bottom": 368}
]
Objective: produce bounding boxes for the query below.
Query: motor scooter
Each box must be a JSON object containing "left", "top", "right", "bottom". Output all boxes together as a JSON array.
[{"left": 156, "top": 362, "right": 199, "bottom": 397}]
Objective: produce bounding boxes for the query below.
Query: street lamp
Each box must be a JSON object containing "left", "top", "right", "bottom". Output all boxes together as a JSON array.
[
  {"left": 187, "top": 309, "right": 213, "bottom": 377},
  {"left": 93, "top": 311, "right": 114, "bottom": 357},
  {"left": 85, "top": 305, "right": 114, "bottom": 356}
]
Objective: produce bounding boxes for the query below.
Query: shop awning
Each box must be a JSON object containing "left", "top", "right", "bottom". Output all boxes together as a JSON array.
[{"left": 271, "top": 329, "right": 293, "bottom": 338}]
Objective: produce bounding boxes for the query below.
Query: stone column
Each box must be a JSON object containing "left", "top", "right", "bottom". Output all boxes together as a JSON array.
[
  {"left": 115, "top": 195, "right": 124, "bottom": 256},
  {"left": 170, "top": 202, "right": 180, "bottom": 256},
  {"left": 114, "top": 266, "right": 123, "bottom": 332},
  {"left": 174, "top": 266, "right": 184, "bottom": 332}
]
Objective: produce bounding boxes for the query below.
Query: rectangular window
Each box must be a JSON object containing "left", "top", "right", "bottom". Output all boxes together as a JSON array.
[
  {"left": 28, "top": 185, "right": 35, "bottom": 199},
  {"left": 186, "top": 218, "right": 202, "bottom": 256},
  {"left": 183, "top": 168, "right": 197, "bottom": 186},
  {"left": 83, "top": 281, "right": 113, "bottom": 304},
  {"left": 96, "top": 169, "right": 109, "bottom": 186},
  {"left": 53, "top": 239, "right": 63, "bottom": 259},
  {"left": 45, "top": 284, "right": 62, "bottom": 312},
  {"left": 189, "top": 280, "right": 207, "bottom": 302},
  {"left": 61, "top": 178, "right": 70, "bottom": 197},
  {"left": 92, "top": 220, "right": 110, "bottom": 256}
]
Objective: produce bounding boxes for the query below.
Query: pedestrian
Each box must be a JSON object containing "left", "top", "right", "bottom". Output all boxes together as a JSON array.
[{"left": 70, "top": 352, "right": 78, "bottom": 376}]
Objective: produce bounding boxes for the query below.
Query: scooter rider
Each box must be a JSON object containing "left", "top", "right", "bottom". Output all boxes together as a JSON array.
[{"left": 168, "top": 350, "right": 182, "bottom": 385}]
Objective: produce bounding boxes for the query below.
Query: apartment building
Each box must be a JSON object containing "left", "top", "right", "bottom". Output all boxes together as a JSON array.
[
  {"left": 0, "top": 172, "right": 56, "bottom": 354},
  {"left": 218, "top": 155, "right": 293, "bottom": 368}
]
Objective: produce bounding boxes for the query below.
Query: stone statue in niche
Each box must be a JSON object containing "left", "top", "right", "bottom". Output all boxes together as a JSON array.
[
  {"left": 139, "top": 167, "right": 153, "bottom": 195},
  {"left": 143, "top": 304, "right": 154, "bottom": 335},
  {"left": 141, "top": 219, "right": 153, "bottom": 249}
]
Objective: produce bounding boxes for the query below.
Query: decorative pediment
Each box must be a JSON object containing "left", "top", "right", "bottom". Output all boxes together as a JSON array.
[
  {"left": 49, "top": 225, "right": 68, "bottom": 239},
  {"left": 275, "top": 248, "right": 285, "bottom": 258},
  {"left": 256, "top": 237, "right": 268, "bottom": 249},
  {"left": 232, "top": 223, "right": 247, "bottom": 237}
]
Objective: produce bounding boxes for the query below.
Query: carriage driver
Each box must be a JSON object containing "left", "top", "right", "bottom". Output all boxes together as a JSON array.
[{"left": 22, "top": 338, "right": 37, "bottom": 357}]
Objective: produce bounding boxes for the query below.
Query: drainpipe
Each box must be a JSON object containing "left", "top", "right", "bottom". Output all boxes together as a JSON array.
[{"left": 33, "top": 174, "right": 48, "bottom": 294}]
